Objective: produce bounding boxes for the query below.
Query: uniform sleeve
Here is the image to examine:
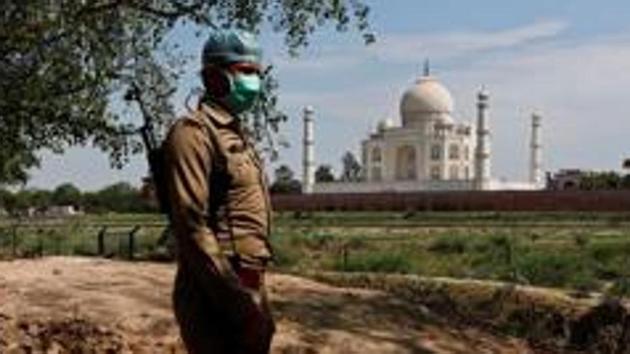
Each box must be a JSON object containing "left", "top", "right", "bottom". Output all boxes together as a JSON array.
[{"left": 164, "top": 120, "right": 219, "bottom": 255}]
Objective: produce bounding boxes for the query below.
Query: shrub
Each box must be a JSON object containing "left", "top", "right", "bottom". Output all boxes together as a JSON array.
[
  {"left": 303, "top": 232, "right": 335, "bottom": 249},
  {"left": 272, "top": 246, "right": 300, "bottom": 268},
  {"left": 515, "top": 252, "right": 596, "bottom": 289},
  {"left": 592, "top": 263, "right": 623, "bottom": 280},
  {"left": 427, "top": 235, "right": 468, "bottom": 254},
  {"left": 72, "top": 242, "right": 97, "bottom": 257},
  {"left": 476, "top": 235, "right": 516, "bottom": 266},
  {"left": 590, "top": 242, "right": 624, "bottom": 262},
  {"left": 573, "top": 234, "right": 590, "bottom": 248},
  {"left": 528, "top": 232, "right": 541, "bottom": 243},
  {"left": 608, "top": 278, "right": 630, "bottom": 297},
  {"left": 270, "top": 232, "right": 304, "bottom": 269},
  {"left": 333, "top": 252, "right": 411, "bottom": 274}
]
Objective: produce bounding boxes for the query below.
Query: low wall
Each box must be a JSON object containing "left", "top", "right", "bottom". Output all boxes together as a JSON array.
[{"left": 271, "top": 190, "right": 630, "bottom": 212}]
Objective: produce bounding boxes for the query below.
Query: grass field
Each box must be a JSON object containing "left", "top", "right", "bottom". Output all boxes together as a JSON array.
[
  {"left": 273, "top": 211, "right": 630, "bottom": 297},
  {"left": 1, "top": 211, "right": 630, "bottom": 296}
]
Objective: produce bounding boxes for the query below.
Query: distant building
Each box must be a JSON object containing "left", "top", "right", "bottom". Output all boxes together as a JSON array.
[
  {"left": 361, "top": 72, "right": 475, "bottom": 188},
  {"left": 44, "top": 205, "right": 82, "bottom": 217},
  {"left": 307, "top": 63, "right": 544, "bottom": 194},
  {"left": 25, "top": 207, "right": 37, "bottom": 218},
  {"left": 18, "top": 205, "right": 82, "bottom": 218},
  {"left": 547, "top": 169, "right": 585, "bottom": 190}
]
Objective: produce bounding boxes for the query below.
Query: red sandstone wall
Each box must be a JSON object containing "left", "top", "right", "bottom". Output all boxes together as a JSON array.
[{"left": 271, "top": 191, "right": 630, "bottom": 212}]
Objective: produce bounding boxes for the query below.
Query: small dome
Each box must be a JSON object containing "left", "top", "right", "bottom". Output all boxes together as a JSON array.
[
  {"left": 376, "top": 121, "right": 386, "bottom": 133},
  {"left": 376, "top": 117, "right": 395, "bottom": 133},
  {"left": 400, "top": 76, "right": 454, "bottom": 127}
]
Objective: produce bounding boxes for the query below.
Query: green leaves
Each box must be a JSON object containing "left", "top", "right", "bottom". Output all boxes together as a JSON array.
[{"left": 1, "top": 0, "right": 373, "bottom": 184}]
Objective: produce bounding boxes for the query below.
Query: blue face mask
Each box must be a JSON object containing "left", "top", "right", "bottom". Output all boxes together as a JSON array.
[{"left": 223, "top": 72, "right": 262, "bottom": 114}]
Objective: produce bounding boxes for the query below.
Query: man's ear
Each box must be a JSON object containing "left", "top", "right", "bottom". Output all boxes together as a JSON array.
[{"left": 202, "top": 66, "right": 231, "bottom": 98}]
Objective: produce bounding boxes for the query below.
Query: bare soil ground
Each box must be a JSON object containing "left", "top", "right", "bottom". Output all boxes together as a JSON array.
[{"left": 0, "top": 257, "right": 541, "bottom": 353}]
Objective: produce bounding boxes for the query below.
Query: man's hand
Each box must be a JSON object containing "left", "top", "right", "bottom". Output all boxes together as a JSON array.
[
  {"left": 191, "top": 232, "right": 241, "bottom": 286},
  {"left": 207, "top": 252, "right": 241, "bottom": 286}
]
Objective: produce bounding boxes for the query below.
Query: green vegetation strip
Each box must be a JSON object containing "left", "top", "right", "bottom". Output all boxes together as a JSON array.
[
  {"left": 271, "top": 223, "right": 630, "bottom": 297},
  {"left": 3, "top": 211, "right": 630, "bottom": 298}
]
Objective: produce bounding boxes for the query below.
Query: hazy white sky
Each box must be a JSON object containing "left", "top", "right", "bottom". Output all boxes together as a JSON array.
[{"left": 27, "top": 0, "right": 630, "bottom": 190}]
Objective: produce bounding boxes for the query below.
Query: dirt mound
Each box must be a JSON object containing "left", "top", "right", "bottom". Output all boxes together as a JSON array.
[
  {"left": 308, "top": 272, "right": 630, "bottom": 353},
  {"left": 0, "top": 316, "right": 127, "bottom": 353},
  {"left": 0, "top": 257, "right": 545, "bottom": 353}
]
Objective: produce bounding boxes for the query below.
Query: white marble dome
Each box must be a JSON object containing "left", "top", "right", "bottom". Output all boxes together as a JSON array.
[
  {"left": 400, "top": 76, "right": 454, "bottom": 127},
  {"left": 376, "top": 117, "right": 395, "bottom": 133}
]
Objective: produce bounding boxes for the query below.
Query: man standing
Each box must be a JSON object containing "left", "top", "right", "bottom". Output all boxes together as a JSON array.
[{"left": 164, "top": 29, "right": 275, "bottom": 353}]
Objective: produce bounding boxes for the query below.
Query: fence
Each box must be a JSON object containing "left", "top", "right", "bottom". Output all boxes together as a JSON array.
[
  {"left": 1, "top": 211, "right": 629, "bottom": 296},
  {"left": 0, "top": 222, "right": 171, "bottom": 261}
]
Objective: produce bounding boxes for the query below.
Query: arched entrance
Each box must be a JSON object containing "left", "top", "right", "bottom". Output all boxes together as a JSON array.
[{"left": 395, "top": 145, "right": 417, "bottom": 181}]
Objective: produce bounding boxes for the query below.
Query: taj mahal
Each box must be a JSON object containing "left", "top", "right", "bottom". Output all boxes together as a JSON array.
[{"left": 301, "top": 64, "right": 544, "bottom": 194}]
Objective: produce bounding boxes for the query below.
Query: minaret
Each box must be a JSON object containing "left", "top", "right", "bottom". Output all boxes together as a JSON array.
[
  {"left": 302, "top": 106, "right": 315, "bottom": 194},
  {"left": 529, "top": 112, "right": 543, "bottom": 186},
  {"left": 474, "top": 87, "right": 491, "bottom": 190}
]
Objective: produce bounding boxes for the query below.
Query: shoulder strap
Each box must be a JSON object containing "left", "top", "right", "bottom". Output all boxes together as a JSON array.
[{"left": 185, "top": 110, "right": 227, "bottom": 174}]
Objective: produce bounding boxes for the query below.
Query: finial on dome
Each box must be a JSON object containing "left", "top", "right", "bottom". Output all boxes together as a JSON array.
[{"left": 423, "top": 58, "right": 430, "bottom": 77}]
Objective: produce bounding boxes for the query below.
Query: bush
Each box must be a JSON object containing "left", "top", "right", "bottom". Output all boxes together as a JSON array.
[
  {"left": 608, "top": 278, "right": 630, "bottom": 297},
  {"left": 73, "top": 242, "right": 97, "bottom": 257},
  {"left": 270, "top": 231, "right": 305, "bottom": 269},
  {"left": 272, "top": 246, "right": 300, "bottom": 268},
  {"left": 473, "top": 235, "right": 516, "bottom": 266},
  {"left": 428, "top": 235, "right": 468, "bottom": 254},
  {"left": 573, "top": 234, "right": 590, "bottom": 248},
  {"left": 303, "top": 232, "right": 335, "bottom": 249},
  {"left": 590, "top": 242, "right": 624, "bottom": 262},
  {"left": 592, "top": 263, "right": 623, "bottom": 280},
  {"left": 515, "top": 252, "right": 596, "bottom": 290},
  {"left": 333, "top": 252, "right": 411, "bottom": 274}
]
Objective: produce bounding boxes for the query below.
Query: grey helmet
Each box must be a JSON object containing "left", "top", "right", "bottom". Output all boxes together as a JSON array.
[{"left": 201, "top": 29, "right": 262, "bottom": 67}]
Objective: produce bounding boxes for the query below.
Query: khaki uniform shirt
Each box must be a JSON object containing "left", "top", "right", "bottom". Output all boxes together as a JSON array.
[{"left": 164, "top": 102, "right": 273, "bottom": 266}]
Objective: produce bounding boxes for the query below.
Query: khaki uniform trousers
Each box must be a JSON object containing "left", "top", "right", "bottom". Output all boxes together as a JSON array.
[{"left": 173, "top": 260, "right": 275, "bottom": 354}]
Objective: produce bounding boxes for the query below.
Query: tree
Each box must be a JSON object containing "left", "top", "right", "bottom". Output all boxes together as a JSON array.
[
  {"left": 0, "top": 151, "right": 38, "bottom": 185},
  {"left": 270, "top": 164, "right": 301, "bottom": 194},
  {"left": 0, "top": 189, "right": 17, "bottom": 213},
  {"left": 92, "top": 182, "right": 150, "bottom": 213},
  {"left": 1, "top": 1, "right": 373, "bottom": 184},
  {"left": 51, "top": 183, "right": 82, "bottom": 206},
  {"left": 315, "top": 164, "right": 335, "bottom": 183},
  {"left": 340, "top": 151, "right": 362, "bottom": 182},
  {"left": 12, "top": 189, "right": 52, "bottom": 210},
  {"left": 579, "top": 171, "right": 622, "bottom": 190}
]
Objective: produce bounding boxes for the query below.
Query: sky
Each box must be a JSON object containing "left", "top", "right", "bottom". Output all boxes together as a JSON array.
[{"left": 27, "top": 0, "right": 630, "bottom": 191}]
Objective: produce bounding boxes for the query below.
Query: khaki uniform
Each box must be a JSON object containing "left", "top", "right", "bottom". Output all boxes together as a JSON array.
[{"left": 164, "top": 102, "right": 275, "bottom": 354}]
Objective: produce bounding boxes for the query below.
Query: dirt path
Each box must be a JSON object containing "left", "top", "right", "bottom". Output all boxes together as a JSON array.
[{"left": 0, "top": 257, "right": 537, "bottom": 353}]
